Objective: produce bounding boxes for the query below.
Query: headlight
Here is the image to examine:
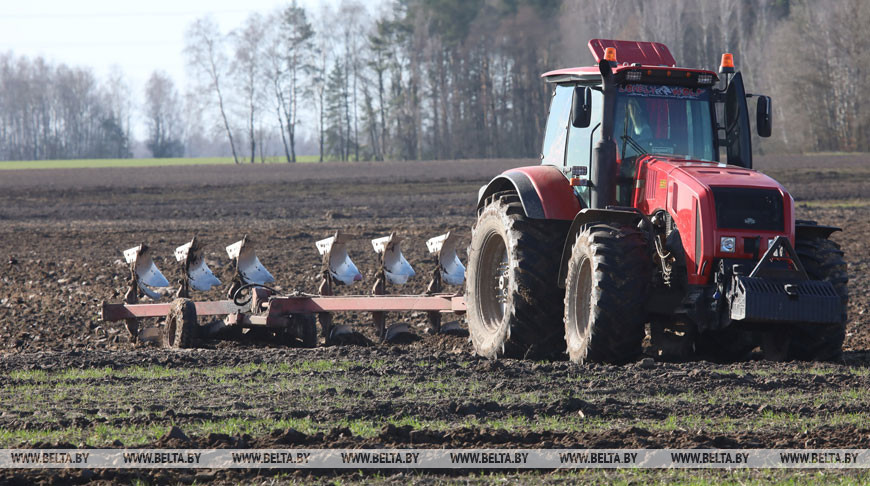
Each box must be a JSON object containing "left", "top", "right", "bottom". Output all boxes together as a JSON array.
[
  {"left": 697, "top": 74, "right": 714, "bottom": 85},
  {"left": 626, "top": 71, "right": 642, "bottom": 82},
  {"left": 720, "top": 237, "right": 736, "bottom": 253}
]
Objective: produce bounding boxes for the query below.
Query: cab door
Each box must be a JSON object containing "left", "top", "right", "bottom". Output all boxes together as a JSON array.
[
  {"left": 564, "top": 87, "right": 602, "bottom": 207},
  {"left": 722, "top": 72, "right": 753, "bottom": 169}
]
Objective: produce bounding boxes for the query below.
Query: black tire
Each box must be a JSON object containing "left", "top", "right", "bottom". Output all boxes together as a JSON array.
[
  {"left": 164, "top": 298, "right": 197, "bottom": 349},
  {"left": 274, "top": 314, "right": 318, "bottom": 348},
  {"left": 787, "top": 236, "right": 849, "bottom": 361},
  {"left": 563, "top": 223, "right": 650, "bottom": 363},
  {"left": 466, "top": 193, "right": 569, "bottom": 359},
  {"left": 297, "top": 314, "right": 318, "bottom": 348}
]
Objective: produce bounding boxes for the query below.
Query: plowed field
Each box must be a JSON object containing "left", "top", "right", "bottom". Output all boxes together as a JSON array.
[{"left": 0, "top": 155, "right": 868, "bottom": 484}]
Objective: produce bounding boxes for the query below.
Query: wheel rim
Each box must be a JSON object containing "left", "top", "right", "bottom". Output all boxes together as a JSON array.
[
  {"left": 571, "top": 258, "right": 592, "bottom": 337},
  {"left": 478, "top": 231, "right": 509, "bottom": 331}
]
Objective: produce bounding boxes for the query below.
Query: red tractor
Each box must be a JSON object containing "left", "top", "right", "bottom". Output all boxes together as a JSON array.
[{"left": 466, "top": 39, "right": 848, "bottom": 363}]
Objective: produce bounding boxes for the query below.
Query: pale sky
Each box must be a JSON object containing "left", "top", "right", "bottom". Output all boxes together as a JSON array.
[{"left": 0, "top": 0, "right": 347, "bottom": 139}]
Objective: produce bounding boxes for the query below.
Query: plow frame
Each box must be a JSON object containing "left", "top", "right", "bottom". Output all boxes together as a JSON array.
[{"left": 100, "top": 292, "right": 467, "bottom": 346}]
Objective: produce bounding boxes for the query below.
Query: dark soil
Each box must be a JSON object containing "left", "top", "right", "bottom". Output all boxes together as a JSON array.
[{"left": 0, "top": 155, "right": 868, "bottom": 484}]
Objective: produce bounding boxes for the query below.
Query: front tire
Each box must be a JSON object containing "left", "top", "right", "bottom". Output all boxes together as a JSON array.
[
  {"left": 466, "top": 193, "right": 568, "bottom": 359},
  {"left": 563, "top": 223, "right": 650, "bottom": 363}
]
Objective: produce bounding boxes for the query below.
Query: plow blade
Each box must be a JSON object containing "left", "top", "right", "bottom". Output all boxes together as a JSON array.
[
  {"left": 316, "top": 232, "right": 362, "bottom": 285},
  {"left": 427, "top": 232, "right": 465, "bottom": 286},
  {"left": 123, "top": 245, "right": 169, "bottom": 299},
  {"left": 175, "top": 237, "right": 221, "bottom": 291},
  {"left": 226, "top": 236, "right": 274, "bottom": 285},
  {"left": 384, "top": 323, "right": 414, "bottom": 342},
  {"left": 372, "top": 234, "right": 415, "bottom": 285}
]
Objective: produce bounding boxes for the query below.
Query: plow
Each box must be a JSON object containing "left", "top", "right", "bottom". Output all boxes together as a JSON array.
[{"left": 101, "top": 232, "right": 468, "bottom": 349}]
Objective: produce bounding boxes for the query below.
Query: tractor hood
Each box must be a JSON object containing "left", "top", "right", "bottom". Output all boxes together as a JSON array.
[
  {"left": 637, "top": 156, "right": 797, "bottom": 287},
  {"left": 645, "top": 157, "right": 786, "bottom": 193}
]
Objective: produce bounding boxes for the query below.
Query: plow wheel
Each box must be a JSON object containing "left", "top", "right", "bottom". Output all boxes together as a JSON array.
[
  {"left": 563, "top": 223, "right": 650, "bottom": 364},
  {"left": 783, "top": 236, "right": 849, "bottom": 361},
  {"left": 466, "top": 193, "right": 569, "bottom": 359},
  {"left": 285, "top": 313, "right": 318, "bottom": 349},
  {"left": 163, "top": 298, "right": 197, "bottom": 349},
  {"left": 648, "top": 319, "right": 696, "bottom": 361}
]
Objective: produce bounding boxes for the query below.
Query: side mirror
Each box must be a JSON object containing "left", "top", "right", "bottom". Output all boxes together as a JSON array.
[
  {"left": 756, "top": 95, "right": 772, "bottom": 137},
  {"left": 571, "top": 86, "right": 592, "bottom": 128}
]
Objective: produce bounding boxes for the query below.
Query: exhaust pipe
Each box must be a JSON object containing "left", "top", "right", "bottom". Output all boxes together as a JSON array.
[{"left": 591, "top": 58, "right": 618, "bottom": 209}]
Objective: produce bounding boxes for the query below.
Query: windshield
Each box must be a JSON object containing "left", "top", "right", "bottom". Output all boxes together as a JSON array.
[{"left": 614, "top": 84, "right": 715, "bottom": 162}]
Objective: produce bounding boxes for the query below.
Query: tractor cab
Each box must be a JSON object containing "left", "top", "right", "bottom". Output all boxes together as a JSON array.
[{"left": 541, "top": 39, "right": 771, "bottom": 207}]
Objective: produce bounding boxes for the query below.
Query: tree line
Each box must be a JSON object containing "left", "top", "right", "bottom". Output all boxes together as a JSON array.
[
  {"left": 0, "top": 56, "right": 132, "bottom": 161},
  {"left": 0, "top": 0, "right": 867, "bottom": 162}
]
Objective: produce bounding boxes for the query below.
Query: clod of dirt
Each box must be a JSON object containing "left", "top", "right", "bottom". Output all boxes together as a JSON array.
[
  {"left": 639, "top": 357, "right": 656, "bottom": 369},
  {"left": 271, "top": 428, "right": 308, "bottom": 445},
  {"left": 163, "top": 426, "right": 190, "bottom": 442},
  {"left": 379, "top": 424, "right": 412, "bottom": 441},
  {"left": 324, "top": 210, "right": 348, "bottom": 219}
]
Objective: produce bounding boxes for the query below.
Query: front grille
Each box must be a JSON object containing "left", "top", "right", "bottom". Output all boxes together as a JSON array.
[{"left": 712, "top": 187, "right": 784, "bottom": 231}]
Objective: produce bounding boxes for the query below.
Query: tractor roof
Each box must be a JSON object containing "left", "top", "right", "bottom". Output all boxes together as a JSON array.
[{"left": 542, "top": 39, "right": 718, "bottom": 84}]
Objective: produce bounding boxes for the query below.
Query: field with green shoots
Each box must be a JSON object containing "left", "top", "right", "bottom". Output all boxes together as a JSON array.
[{"left": 0, "top": 154, "right": 867, "bottom": 484}]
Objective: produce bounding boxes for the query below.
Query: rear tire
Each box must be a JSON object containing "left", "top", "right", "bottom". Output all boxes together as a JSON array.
[
  {"left": 164, "top": 298, "right": 197, "bottom": 349},
  {"left": 787, "top": 237, "right": 849, "bottom": 361},
  {"left": 563, "top": 223, "right": 650, "bottom": 363},
  {"left": 466, "top": 193, "right": 569, "bottom": 359}
]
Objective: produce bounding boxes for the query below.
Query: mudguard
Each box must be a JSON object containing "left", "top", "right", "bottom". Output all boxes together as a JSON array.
[
  {"left": 476, "top": 165, "right": 582, "bottom": 220},
  {"left": 795, "top": 220, "right": 841, "bottom": 241}
]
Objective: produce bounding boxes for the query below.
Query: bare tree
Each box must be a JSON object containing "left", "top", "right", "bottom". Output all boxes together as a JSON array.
[
  {"left": 309, "top": 4, "right": 335, "bottom": 162},
  {"left": 282, "top": 2, "right": 315, "bottom": 163},
  {"left": 231, "top": 13, "right": 266, "bottom": 163},
  {"left": 104, "top": 65, "right": 133, "bottom": 153},
  {"left": 144, "top": 71, "right": 184, "bottom": 158},
  {"left": 185, "top": 16, "right": 240, "bottom": 164}
]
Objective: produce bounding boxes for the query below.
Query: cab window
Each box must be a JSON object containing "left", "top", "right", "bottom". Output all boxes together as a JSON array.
[{"left": 541, "top": 85, "right": 573, "bottom": 166}]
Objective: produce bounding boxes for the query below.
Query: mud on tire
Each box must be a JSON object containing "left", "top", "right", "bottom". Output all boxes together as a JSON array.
[
  {"left": 466, "top": 193, "right": 569, "bottom": 359},
  {"left": 788, "top": 236, "right": 849, "bottom": 361},
  {"left": 563, "top": 223, "right": 650, "bottom": 363},
  {"left": 163, "top": 298, "right": 197, "bottom": 349}
]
